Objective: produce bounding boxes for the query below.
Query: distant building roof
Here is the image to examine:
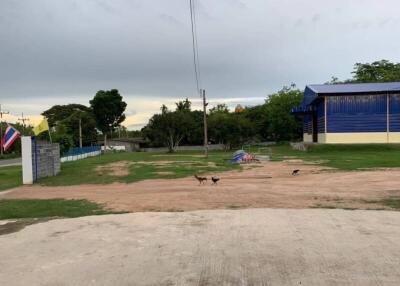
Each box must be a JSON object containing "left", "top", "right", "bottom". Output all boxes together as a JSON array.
[
  {"left": 307, "top": 82, "right": 400, "bottom": 95},
  {"left": 304, "top": 82, "right": 400, "bottom": 106},
  {"left": 293, "top": 82, "right": 400, "bottom": 114}
]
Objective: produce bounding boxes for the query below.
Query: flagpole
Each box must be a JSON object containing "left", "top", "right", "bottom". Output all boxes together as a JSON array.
[
  {"left": 0, "top": 104, "right": 10, "bottom": 157},
  {"left": 48, "top": 129, "right": 53, "bottom": 144}
]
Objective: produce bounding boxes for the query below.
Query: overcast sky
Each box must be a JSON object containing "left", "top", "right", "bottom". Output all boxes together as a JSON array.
[{"left": 1, "top": 0, "right": 400, "bottom": 129}]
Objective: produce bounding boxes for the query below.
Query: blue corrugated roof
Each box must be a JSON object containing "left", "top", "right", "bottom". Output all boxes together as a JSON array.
[
  {"left": 292, "top": 82, "right": 400, "bottom": 114},
  {"left": 308, "top": 82, "right": 400, "bottom": 94}
]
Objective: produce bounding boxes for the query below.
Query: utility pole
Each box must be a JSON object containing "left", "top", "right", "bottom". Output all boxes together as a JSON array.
[
  {"left": 0, "top": 104, "right": 10, "bottom": 156},
  {"left": 78, "top": 117, "right": 82, "bottom": 148},
  {"left": 201, "top": 89, "right": 208, "bottom": 158},
  {"left": 18, "top": 112, "right": 30, "bottom": 135},
  {"left": 73, "top": 108, "right": 83, "bottom": 148}
]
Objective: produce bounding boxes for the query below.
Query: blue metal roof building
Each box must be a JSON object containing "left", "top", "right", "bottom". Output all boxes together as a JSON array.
[{"left": 292, "top": 82, "right": 400, "bottom": 143}]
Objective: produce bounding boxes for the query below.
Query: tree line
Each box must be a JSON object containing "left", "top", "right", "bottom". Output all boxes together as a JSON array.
[
  {"left": 142, "top": 59, "right": 400, "bottom": 151},
  {"left": 4, "top": 59, "right": 397, "bottom": 156},
  {"left": 39, "top": 89, "right": 127, "bottom": 154},
  {"left": 142, "top": 86, "right": 304, "bottom": 152}
]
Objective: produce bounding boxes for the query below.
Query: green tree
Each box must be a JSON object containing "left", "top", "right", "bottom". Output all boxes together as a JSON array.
[
  {"left": 42, "top": 104, "right": 92, "bottom": 127},
  {"left": 89, "top": 89, "right": 127, "bottom": 150},
  {"left": 240, "top": 105, "right": 269, "bottom": 141},
  {"left": 175, "top": 98, "right": 191, "bottom": 112},
  {"left": 35, "top": 122, "right": 74, "bottom": 155},
  {"left": 352, "top": 60, "right": 400, "bottom": 83},
  {"left": 52, "top": 125, "right": 74, "bottom": 155},
  {"left": 265, "top": 86, "right": 303, "bottom": 141},
  {"left": 209, "top": 103, "right": 229, "bottom": 114},
  {"left": 42, "top": 104, "right": 97, "bottom": 147},
  {"left": 142, "top": 106, "right": 195, "bottom": 152},
  {"left": 60, "top": 111, "right": 97, "bottom": 146},
  {"left": 208, "top": 112, "right": 253, "bottom": 149},
  {"left": 329, "top": 60, "right": 400, "bottom": 83}
]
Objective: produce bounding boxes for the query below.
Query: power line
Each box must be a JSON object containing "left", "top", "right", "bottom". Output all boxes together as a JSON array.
[
  {"left": 188, "top": 1, "right": 208, "bottom": 157},
  {"left": 189, "top": 0, "right": 201, "bottom": 95},
  {"left": 18, "top": 112, "right": 30, "bottom": 135},
  {"left": 191, "top": 0, "right": 202, "bottom": 91}
]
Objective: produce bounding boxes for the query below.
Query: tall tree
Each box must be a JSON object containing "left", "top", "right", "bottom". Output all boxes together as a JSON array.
[
  {"left": 209, "top": 104, "right": 229, "bottom": 114},
  {"left": 175, "top": 98, "right": 191, "bottom": 112},
  {"left": 352, "top": 60, "right": 400, "bottom": 83},
  {"left": 90, "top": 89, "right": 127, "bottom": 150},
  {"left": 41, "top": 104, "right": 97, "bottom": 147},
  {"left": 60, "top": 111, "right": 97, "bottom": 146},
  {"left": 329, "top": 60, "right": 400, "bottom": 83},
  {"left": 241, "top": 105, "right": 269, "bottom": 141},
  {"left": 42, "top": 104, "right": 92, "bottom": 127},
  {"left": 208, "top": 112, "right": 253, "bottom": 149},
  {"left": 265, "top": 86, "right": 303, "bottom": 141},
  {"left": 143, "top": 111, "right": 194, "bottom": 152}
]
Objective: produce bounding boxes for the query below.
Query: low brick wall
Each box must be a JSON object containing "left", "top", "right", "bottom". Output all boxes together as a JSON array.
[{"left": 32, "top": 139, "right": 60, "bottom": 180}]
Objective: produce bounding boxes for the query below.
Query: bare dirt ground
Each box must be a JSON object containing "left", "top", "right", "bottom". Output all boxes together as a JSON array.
[
  {"left": 1, "top": 209, "right": 400, "bottom": 285},
  {"left": 96, "top": 160, "right": 132, "bottom": 177},
  {"left": 3, "top": 161, "right": 400, "bottom": 212}
]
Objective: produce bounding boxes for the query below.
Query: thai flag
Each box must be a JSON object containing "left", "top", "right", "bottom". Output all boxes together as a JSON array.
[{"left": 2, "top": 125, "right": 20, "bottom": 152}]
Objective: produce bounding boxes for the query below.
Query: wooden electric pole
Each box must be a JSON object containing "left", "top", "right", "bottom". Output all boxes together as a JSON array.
[
  {"left": 18, "top": 112, "right": 30, "bottom": 135},
  {"left": 0, "top": 104, "right": 10, "bottom": 156},
  {"left": 78, "top": 117, "right": 82, "bottom": 148},
  {"left": 201, "top": 89, "right": 208, "bottom": 158}
]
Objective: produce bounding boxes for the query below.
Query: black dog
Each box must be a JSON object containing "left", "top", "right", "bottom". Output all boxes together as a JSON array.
[
  {"left": 211, "top": 176, "right": 220, "bottom": 184},
  {"left": 292, "top": 169, "right": 300, "bottom": 176}
]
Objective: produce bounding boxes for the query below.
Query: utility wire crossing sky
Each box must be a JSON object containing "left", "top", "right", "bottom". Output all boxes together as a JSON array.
[{"left": 0, "top": 0, "right": 399, "bottom": 129}]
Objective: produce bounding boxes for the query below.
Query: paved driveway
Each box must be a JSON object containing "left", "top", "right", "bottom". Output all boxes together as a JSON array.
[
  {"left": 1, "top": 209, "right": 400, "bottom": 285},
  {"left": 0, "top": 158, "right": 21, "bottom": 167}
]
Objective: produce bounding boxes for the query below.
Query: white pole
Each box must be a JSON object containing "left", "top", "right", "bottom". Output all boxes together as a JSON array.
[{"left": 22, "top": 136, "right": 33, "bottom": 184}]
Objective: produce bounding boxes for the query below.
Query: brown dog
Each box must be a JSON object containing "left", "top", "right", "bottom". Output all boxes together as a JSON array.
[{"left": 194, "top": 174, "right": 207, "bottom": 185}]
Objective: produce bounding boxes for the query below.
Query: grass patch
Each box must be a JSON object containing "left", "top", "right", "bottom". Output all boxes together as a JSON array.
[
  {"left": 0, "top": 199, "right": 116, "bottom": 219},
  {"left": 0, "top": 153, "right": 20, "bottom": 160},
  {"left": 0, "top": 150, "right": 238, "bottom": 191},
  {"left": 268, "top": 143, "right": 400, "bottom": 170},
  {"left": 0, "top": 166, "right": 21, "bottom": 191},
  {"left": 38, "top": 150, "right": 238, "bottom": 186},
  {"left": 381, "top": 197, "right": 400, "bottom": 209}
]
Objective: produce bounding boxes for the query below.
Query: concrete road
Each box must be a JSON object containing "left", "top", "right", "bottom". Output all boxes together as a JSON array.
[
  {"left": 1, "top": 209, "right": 400, "bottom": 286},
  {"left": 0, "top": 158, "right": 21, "bottom": 167}
]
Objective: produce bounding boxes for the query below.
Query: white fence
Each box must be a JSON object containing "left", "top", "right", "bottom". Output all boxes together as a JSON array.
[{"left": 61, "top": 150, "right": 101, "bottom": 162}]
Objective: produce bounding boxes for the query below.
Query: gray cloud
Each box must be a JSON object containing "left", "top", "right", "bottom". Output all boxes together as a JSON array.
[
  {"left": 1, "top": 0, "right": 400, "bottom": 127},
  {"left": 159, "top": 14, "right": 184, "bottom": 26}
]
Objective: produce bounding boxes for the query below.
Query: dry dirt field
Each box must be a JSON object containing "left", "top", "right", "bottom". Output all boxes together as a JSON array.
[{"left": 3, "top": 160, "right": 400, "bottom": 212}]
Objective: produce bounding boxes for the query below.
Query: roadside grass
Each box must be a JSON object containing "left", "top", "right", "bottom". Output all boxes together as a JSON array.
[
  {"left": 0, "top": 166, "right": 22, "bottom": 191},
  {"left": 0, "top": 153, "right": 20, "bottom": 160},
  {"left": 38, "top": 150, "right": 238, "bottom": 186},
  {"left": 0, "top": 199, "right": 117, "bottom": 220},
  {"left": 381, "top": 197, "right": 400, "bottom": 209},
  {"left": 267, "top": 143, "right": 400, "bottom": 170},
  {"left": 0, "top": 150, "right": 237, "bottom": 191},
  {"left": 313, "top": 197, "right": 400, "bottom": 211},
  {"left": 4, "top": 143, "right": 400, "bottom": 190}
]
